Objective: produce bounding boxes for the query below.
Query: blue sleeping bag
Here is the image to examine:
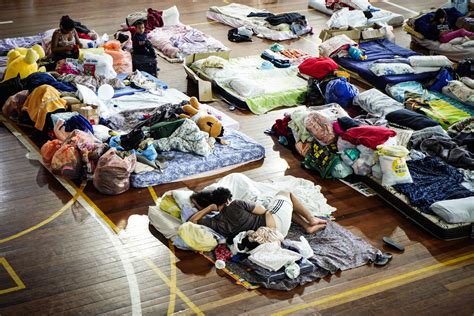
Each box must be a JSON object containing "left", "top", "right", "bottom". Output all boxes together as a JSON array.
[{"left": 414, "top": 7, "right": 464, "bottom": 41}]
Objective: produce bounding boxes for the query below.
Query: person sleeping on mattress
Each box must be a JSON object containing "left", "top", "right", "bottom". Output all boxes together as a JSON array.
[
  {"left": 431, "top": 8, "right": 474, "bottom": 43},
  {"left": 188, "top": 187, "right": 327, "bottom": 239}
]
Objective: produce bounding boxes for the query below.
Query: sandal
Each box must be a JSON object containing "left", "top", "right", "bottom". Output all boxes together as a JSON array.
[
  {"left": 374, "top": 252, "right": 393, "bottom": 266},
  {"left": 383, "top": 236, "right": 405, "bottom": 252}
]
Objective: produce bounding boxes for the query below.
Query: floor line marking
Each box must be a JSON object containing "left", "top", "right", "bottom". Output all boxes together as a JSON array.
[
  {"left": 148, "top": 187, "right": 159, "bottom": 205},
  {"left": 382, "top": 1, "right": 417, "bottom": 14},
  {"left": 0, "top": 116, "right": 142, "bottom": 315},
  {"left": 0, "top": 182, "right": 85, "bottom": 244},
  {"left": 145, "top": 258, "right": 204, "bottom": 316},
  {"left": 272, "top": 252, "right": 474, "bottom": 316},
  {"left": 0, "top": 257, "right": 26, "bottom": 295},
  {"left": 167, "top": 241, "right": 177, "bottom": 316},
  {"left": 0, "top": 20, "right": 13, "bottom": 25}
]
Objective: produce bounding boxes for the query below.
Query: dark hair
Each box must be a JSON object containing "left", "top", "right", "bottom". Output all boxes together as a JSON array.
[
  {"left": 434, "top": 8, "right": 447, "bottom": 22},
  {"left": 191, "top": 187, "right": 232, "bottom": 208},
  {"left": 134, "top": 20, "right": 145, "bottom": 27},
  {"left": 60, "top": 15, "right": 75, "bottom": 31}
]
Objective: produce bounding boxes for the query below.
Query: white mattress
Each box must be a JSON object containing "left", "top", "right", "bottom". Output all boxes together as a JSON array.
[{"left": 308, "top": 0, "right": 405, "bottom": 26}]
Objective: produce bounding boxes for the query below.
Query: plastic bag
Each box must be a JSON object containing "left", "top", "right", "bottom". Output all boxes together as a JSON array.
[
  {"left": 379, "top": 155, "right": 413, "bottom": 186},
  {"left": 93, "top": 148, "right": 136, "bottom": 195},
  {"left": 40, "top": 139, "right": 63, "bottom": 164},
  {"left": 103, "top": 40, "right": 133, "bottom": 74},
  {"left": 330, "top": 156, "right": 353, "bottom": 178},
  {"left": 83, "top": 52, "right": 116, "bottom": 79},
  {"left": 50, "top": 143, "right": 83, "bottom": 179},
  {"left": 284, "top": 236, "right": 314, "bottom": 259},
  {"left": 306, "top": 78, "right": 325, "bottom": 107},
  {"left": 324, "top": 77, "right": 359, "bottom": 108}
]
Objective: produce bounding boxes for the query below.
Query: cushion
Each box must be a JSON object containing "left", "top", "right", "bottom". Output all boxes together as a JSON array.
[
  {"left": 159, "top": 194, "right": 181, "bottom": 219},
  {"left": 162, "top": 6, "right": 180, "bottom": 26},
  {"left": 227, "top": 77, "right": 265, "bottom": 98},
  {"left": 148, "top": 205, "right": 182, "bottom": 240},
  {"left": 430, "top": 197, "right": 474, "bottom": 223},
  {"left": 178, "top": 222, "right": 217, "bottom": 251},
  {"left": 369, "top": 63, "right": 415, "bottom": 76},
  {"left": 172, "top": 189, "right": 194, "bottom": 209},
  {"left": 408, "top": 56, "right": 452, "bottom": 68},
  {"left": 201, "top": 56, "right": 227, "bottom": 69},
  {"left": 386, "top": 109, "right": 440, "bottom": 130}
]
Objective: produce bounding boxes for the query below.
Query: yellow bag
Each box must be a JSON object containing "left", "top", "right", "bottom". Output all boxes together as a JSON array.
[
  {"left": 178, "top": 222, "right": 217, "bottom": 252},
  {"left": 159, "top": 194, "right": 181, "bottom": 219}
]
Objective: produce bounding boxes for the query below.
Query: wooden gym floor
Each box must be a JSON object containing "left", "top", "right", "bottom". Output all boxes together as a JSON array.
[{"left": 1, "top": 0, "right": 473, "bottom": 315}]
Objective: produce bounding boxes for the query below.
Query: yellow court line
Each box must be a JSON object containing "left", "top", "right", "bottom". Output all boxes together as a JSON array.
[
  {"left": 0, "top": 257, "right": 26, "bottom": 295},
  {"left": 0, "top": 182, "right": 85, "bottom": 244},
  {"left": 148, "top": 187, "right": 159, "bottom": 205},
  {"left": 145, "top": 258, "right": 204, "bottom": 316},
  {"left": 272, "top": 252, "right": 474, "bottom": 316},
  {"left": 167, "top": 240, "right": 177, "bottom": 316}
]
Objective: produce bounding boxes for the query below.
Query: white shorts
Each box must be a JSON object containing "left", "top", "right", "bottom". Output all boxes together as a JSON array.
[{"left": 267, "top": 195, "right": 293, "bottom": 237}]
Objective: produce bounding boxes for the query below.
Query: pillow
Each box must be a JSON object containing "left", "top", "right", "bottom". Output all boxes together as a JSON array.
[
  {"left": 201, "top": 56, "right": 227, "bottom": 69},
  {"left": 369, "top": 63, "right": 415, "bottom": 76},
  {"left": 227, "top": 77, "right": 265, "bottom": 98},
  {"left": 172, "top": 189, "right": 194, "bottom": 210},
  {"left": 159, "top": 194, "right": 181, "bottom": 219},
  {"left": 448, "top": 37, "right": 464, "bottom": 45},
  {"left": 461, "top": 40, "right": 474, "bottom": 47},
  {"left": 408, "top": 55, "right": 452, "bottom": 68},
  {"left": 162, "top": 6, "right": 180, "bottom": 26},
  {"left": 430, "top": 197, "right": 474, "bottom": 223},
  {"left": 148, "top": 205, "right": 182, "bottom": 240}
]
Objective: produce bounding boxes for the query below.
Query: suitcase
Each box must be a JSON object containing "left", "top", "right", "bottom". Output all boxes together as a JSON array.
[{"left": 132, "top": 54, "right": 158, "bottom": 77}]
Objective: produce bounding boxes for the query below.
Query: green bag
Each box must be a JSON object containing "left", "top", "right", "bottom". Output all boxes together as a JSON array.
[
  {"left": 149, "top": 119, "right": 185, "bottom": 139},
  {"left": 303, "top": 142, "right": 338, "bottom": 179}
]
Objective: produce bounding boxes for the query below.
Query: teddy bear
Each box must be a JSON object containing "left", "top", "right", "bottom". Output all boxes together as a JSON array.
[
  {"left": 3, "top": 45, "right": 46, "bottom": 81},
  {"left": 179, "top": 97, "right": 227, "bottom": 144}
]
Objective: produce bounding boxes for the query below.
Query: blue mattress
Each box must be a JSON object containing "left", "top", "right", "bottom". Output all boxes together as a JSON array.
[
  {"left": 113, "top": 72, "right": 168, "bottom": 98},
  {"left": 334, "top": 39, "right": 439, "bottom": 90},
  {"left": 130, "top": 130, "right": 265, "bottom": 188}
]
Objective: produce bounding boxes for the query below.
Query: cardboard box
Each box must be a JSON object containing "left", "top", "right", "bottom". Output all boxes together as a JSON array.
[
  {"left": 183, "top": 50, "right": 231, "bottom": 102},
  {"left": 319, "top": 28, "right": 361, "bottom": 42},
  {"left": 360, "top": 24, "right": 385, "bottom": 41},
  {"left": 71, "top": 103, "right": 100, "bottom": 125}
]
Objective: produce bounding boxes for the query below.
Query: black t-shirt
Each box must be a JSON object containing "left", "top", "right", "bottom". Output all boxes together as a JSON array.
[{"left": 198, "top": 200, "right": 265, "bottom": 238}]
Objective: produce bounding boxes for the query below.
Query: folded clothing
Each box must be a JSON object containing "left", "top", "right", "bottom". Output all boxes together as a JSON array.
[
  {"left": 248, "top": 241, "right": 302, "bottom": 271},
  {"left": 385, "top": 109, "right": 439, "bottom": 130},
  {"left": 430, "top": 197, "right": 474, "bottom": 223},
  {"left": 298, "top": 57, "right": 338, "bottom": 79},
  {"left": 353, "top": 88, "right": 403, "bottom": 118},
  {"left": 341, "top": 126, "right": 396, "bottom": 150}
]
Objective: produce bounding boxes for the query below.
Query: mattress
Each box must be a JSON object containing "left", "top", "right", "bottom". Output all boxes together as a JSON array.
[
  {"left": 410, "top": 36, "right": 474, "bottom": 63},
  {"left": 130, "top": 129, "right": 265, "bottom": 187},
  {"left": 308, "top": 0, "right": 405, "bottom": 27},
  {"left": 333, "top": 39, "right": 439, "bottom": 90},
  {"left": 207, "top": 3, "right": 312, "bottom": 41},
  {"left": 362, "top": 176, "right": 472, "bottom": 240},
  {"left": 190, "top": 55, "right": 307, "bottom": 114},
  {"left": 148, "top": 24, "right": 228, "bottom": 63}
]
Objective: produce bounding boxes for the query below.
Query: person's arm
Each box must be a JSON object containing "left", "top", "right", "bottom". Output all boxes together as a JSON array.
[
  {"left": 251, "top": 204, "right": 267, "bottom": 215},
  {"left": 73, "top": 30, "right": 82, "bottom": 48},
  {"left": 188, "top": 204, "right": 217, "bottom": 224}
]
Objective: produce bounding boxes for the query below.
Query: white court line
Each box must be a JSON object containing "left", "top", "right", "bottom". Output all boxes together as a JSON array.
[
  {"left": 0, "top": 116, "right": 142, "bottom": 316},
  {"left": 383, "top": 1, "right": 418, "bottom": 14},
  {"left": 0, "top": 21, "right": 13, "bottom": 25}
]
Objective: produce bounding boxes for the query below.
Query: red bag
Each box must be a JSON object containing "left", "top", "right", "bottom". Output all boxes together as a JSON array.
[{"left": 40, "top": 139, "right": 63, "bottom": 164}]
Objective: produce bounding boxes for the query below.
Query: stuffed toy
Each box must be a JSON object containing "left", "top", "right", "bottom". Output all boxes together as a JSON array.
[
  {"left": 3, "top": 45, "right": 46, "bottom": 81},
  {"left": 348, "top": 46, "right": 367, "bottom": 61},
  {"left": 6, "top": 44, "right": 45, "bottom": 66},
  {"left": 179, "top": 97, "right": 227, "bottom": 144}
]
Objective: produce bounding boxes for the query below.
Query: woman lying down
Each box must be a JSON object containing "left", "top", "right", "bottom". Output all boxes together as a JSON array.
[{"left": 189, "top": 188, "right": 327, "bottom": 239}]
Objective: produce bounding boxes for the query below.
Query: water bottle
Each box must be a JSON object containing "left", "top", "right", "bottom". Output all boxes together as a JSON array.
[{"left": 215, "top": 259, "right": 226, "bottom": 270}]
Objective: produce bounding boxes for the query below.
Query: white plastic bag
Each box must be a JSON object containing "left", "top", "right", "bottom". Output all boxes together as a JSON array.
[
  {"left": 285, "top": 236, "right": 314, "bottom": 259},
  {"left": 379, "top": 155, "right": 413, "bottom": 186},
  {"left": 83, "top": 52, "right": 116, "bottom": 79}
]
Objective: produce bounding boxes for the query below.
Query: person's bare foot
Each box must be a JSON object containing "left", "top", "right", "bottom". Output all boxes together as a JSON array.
[
  {"left": 305, "top": 223, "right": 326, "bottom": 234},
  {"left": 308, "top": 218, "right": 327, "bottom": 226}
]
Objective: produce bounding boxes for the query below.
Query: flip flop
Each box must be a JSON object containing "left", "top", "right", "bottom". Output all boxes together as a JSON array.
[
  {"left": 383, "top": 237, "right": 405, "bottom": 252},
  {"left": 374, "top": 252, "right": 392, "bottom": 266}
]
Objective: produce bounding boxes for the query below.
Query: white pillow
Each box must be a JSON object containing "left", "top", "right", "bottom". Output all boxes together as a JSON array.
[
  {"left": 461, "top": 40, "right": 474, "bottom": 47},
  {"left": 148, "top": 205, "right": 182, "bottom": 240},
  {"left": 227, "top": 78, "right": 265, "bottom": 98},
  {"left": 448, "top": 37, "right": 464, "bottom": 45},
  {"left": 369, "top": 63, "right": 415, "bottom": 76},
  {"left": 172, "top": 189, "right": 194, "bottom": 210},
  {"left": 408, "top": 55, "right": 452, "bottom": 68},
  {"left": 162, "top": 6, "right": 180, "bottom": 26},
  {"left": 430, "top": 197, "right": 474, "bottom": 223}
]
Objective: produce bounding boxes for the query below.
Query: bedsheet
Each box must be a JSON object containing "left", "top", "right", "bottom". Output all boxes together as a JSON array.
[
  {"left": 207, "top": 3, "right": 311, "bottom": 41},
  {"left": 411, "top": 36, "right": 474, "bottom": 62},
  {"left": 148, "top": 25, "right": 228, "bottom": 62},
  {"left": 113, "top": 72, "right": 168, "bottom": 98},
  {"left": 191, "top": 55, "right": 307, "bottom": 114},
  {"left": 0, "top": 34, "right": 44, "bottom": 55},
  {"left": 308, "top": 0, "right": 404, "bottom": 26},
  {"left": 130, "top": 129, "right": 265, "bottom": 187},
  {"left": 333, "top": 39, "right": 439, "bottom": 90}
]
